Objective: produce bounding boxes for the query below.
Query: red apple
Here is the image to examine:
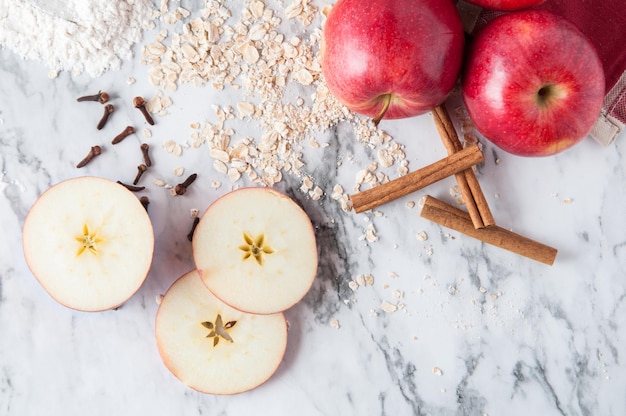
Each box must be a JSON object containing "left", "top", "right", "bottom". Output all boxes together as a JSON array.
[
  {"left": 461, "top": 10, "right": 605, "bottom": 157},
  {"left": 462, "top": 0, "right": 546, "bottom": 12},
  {"left": 320, "top": 0, "right": 464, "bottom": 124}
]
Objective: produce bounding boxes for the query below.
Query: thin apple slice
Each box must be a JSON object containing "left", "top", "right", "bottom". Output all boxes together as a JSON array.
[
  {"left": 192, "top": 187, "right": 318, "bottom": 314},
  {"left": 22, "top": 176, "right": 154, "bottom": 311},
  {"left": 155, "top": 270, "right": 288, "bottom": 395}
]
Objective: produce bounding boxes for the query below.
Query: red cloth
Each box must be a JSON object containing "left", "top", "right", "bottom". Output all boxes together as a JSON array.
[{"left": 472, "top": 0, "right": 626, "bottom": 126}]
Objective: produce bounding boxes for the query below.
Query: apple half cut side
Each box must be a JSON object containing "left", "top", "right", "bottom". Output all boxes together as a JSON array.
[
  {"left": 192, "top": 187, "right": 318, "bottom": 315},
  {"left": 22, "top": 176, "right": 154, "bottom": 312},
  {"left": 155, "top": 270, "right": 288, "bottom": 395}
]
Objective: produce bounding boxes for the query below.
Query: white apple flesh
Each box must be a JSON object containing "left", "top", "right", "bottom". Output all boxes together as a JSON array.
[
  {"left": 155, "top": 270, "right": 288, "bottom": 395},
  {"left": 22, "top": 176, "right": 154, "bottom": 311},
  {"left": 192, "top": 187, "right": 317, "bottom": 315}
]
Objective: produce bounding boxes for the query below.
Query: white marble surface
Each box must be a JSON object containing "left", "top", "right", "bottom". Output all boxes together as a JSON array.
[{"left": 1, "top": 1, "right": 626, "bottom": 415}]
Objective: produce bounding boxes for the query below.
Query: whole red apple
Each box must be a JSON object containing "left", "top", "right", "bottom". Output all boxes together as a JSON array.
[
  {"left": 461, "top": 10, "right": 605, "bottom": 157},
  {"left": 462, "top": 0, "right": 546, "bottom": 12},
  {"left": 320, "top": 0, "right": 464, "bottom": 124}
]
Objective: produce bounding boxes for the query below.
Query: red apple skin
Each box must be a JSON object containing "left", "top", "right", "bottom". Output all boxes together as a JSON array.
[
  {"left": 461, "top": 10, "right": 605, "bottom": 157},
  {"left": 462, "top": 0, "right": 546, "bottom": 12},
  {"left": 320, "top": 0, "right": 464, "bottom": 121}
]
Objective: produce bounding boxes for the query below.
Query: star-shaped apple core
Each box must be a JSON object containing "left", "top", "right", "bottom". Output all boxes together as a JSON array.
[
  {"left": 75, "top": 223, "right": 103, "bottom": 256},
  {"left": 201, "top": 314, "right": 237, "bottom": 347},
  {"left": 238, "top": 232, "right": 274, "bottom": 266}
]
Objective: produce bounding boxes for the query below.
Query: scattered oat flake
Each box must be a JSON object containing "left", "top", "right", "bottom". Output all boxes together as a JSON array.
[
  {"left": 155, "top": 294, "right": 164, "bottom": 305},
  {"left": 364, "top": 223, "right": 378, "bottom": 243},
  {"left": 416, "top": 231, "right": 428, "bottom": 241},
  {"left": 380, "top": 300, "right": 398, "bottom": 313},
  {"left": 236, "top": 102, "right": 255, "bottom": 118},
  {"left": 563, "top": 198, "right": 573, "bottom": 204},
  {"left": 330, "top": 319, "right": 340, "bottom": 329},
  {"left": 348, "top": 281, "right": 359, "bottom": 291},
  {"left": 433, "top": 367, "right": 443, "bottom": 376},
  {"left": 309, "top": 186, "right": 324, "bottom": 201},
  {"left": 355, "top": 274, "right": 374, "bottom": 287},
  {"left": 173, "top": 167, "right": 185, "bottom": 176}
]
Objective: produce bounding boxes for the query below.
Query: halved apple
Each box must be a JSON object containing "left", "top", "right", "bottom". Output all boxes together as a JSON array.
[
  {"left": 155, "top": 270, "right": 288, "bottom": 395},
  {"left": 22, "top": 176, "right": 154, "bottom": 311},
  {"left": 192, "top": 187, "right": 318, "bottom": 314}
]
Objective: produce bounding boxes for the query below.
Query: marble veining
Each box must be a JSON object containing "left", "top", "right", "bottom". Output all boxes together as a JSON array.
[{"left": 1, "top": 1, "right": 626, "bottom": 415}]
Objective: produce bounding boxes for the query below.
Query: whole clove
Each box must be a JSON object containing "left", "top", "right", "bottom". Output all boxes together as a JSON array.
[
  {"left": 174, "top": 173, "right": 197, "bottom": 196},
  {"left": 133, "top": 164, "right": 148, "bottom": 185},
  {"left": 140, "top": 143, "right": 152, "bottom": 167},
  {"left": 139, "top": 196, "right": 150, "bottom": 211},
  {"left": 133, "top": 96, "right": 154, "bottom": 125},
  {"left": 76, "top": 145, "right": 102, "bottom": 168},
  {"left": 77, "top": 91, "right": 109, "bottom": 104},
  {"left": 117, "top": 181, "right": 145, "bottom": 192},
  {"left": 97, "top": 104, "right": 115, "bottom": 130},
  {"left": 187, "top": 217, "right": 200, "bottom": 241},
  {"left": 112, "top": 126, "right": 135, "bottom": 144}
]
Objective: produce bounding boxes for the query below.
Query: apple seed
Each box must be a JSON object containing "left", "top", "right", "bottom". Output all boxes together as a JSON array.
[{"left": 201, "top": 314, "right": 237, "bottom": 347}]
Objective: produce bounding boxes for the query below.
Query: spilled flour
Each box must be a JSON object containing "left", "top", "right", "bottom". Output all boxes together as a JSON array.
[{"left": 0, "top": 0, "right": 156, "bottom": 77}]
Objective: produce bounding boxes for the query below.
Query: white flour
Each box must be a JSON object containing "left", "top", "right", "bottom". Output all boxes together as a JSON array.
[{"left": 0, "top": 0, "right": 156, "bottom": 77}]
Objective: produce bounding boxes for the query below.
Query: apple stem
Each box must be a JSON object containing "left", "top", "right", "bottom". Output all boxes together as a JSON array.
[{"left": 372, "top": 94, "right": 392, "bottom": 127}]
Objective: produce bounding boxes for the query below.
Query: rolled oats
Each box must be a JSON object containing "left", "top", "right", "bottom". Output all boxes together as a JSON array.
[{"left": 142, "top": 0, "right": 409, "bottom": 194}]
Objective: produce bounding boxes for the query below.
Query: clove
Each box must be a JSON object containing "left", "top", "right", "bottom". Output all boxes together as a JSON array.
[
  {"left": 140, "top": 143, "right": 152, "bottom": 167},
  {"left": 112, "top": 126, "right": 135, "bottom": 144},
  {"left": 133, "top": 96, "right": 154, "bottom": 125},
  {"left": 77, "top": 91, "right": 109, "bottom": 104},
  {"left": 133, "top": 164, "right": 148, "bottom": 185},
  {"left": 174, "top": 173, "right": 197, "bottom": 196},
  {"left": 187, "top": 217, "right": 200, "bottom": 242},
  {"left": 76, "top": 145, "right": 102, "bottom": 168},
  {"left": 117, "top": 181, "right": 145, "bottom": 192},
  {"left": 139, "top": 196, "right": 150, "bottom": 211},
  {"left": 97, "top": 104, "right": 115, "bottom": 130}
]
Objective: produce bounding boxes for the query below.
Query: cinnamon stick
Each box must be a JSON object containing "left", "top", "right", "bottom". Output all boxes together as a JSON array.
[
  {"left": 420, "top": 195, "right": 557, "bottom": 265},
  {"left": 432, "top": 105, "right": 495, "bottom": 228},
  {"left": 350, "top": 143, "right": 484, "bottom": 213}
]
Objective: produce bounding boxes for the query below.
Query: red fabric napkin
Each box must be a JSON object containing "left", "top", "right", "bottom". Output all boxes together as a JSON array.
[{"left": 457, "top": 0, "right": 626, "bottom": 145}]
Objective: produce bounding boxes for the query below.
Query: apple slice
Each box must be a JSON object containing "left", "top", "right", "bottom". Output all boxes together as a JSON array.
[
  {"left": 192, "top": 187, "right": 317, "bottom": 314},
  {"left": 155, "top": 270, "right": 288, "bottom": 395},
  {"left": 22, "top": 176, "right": 154, "bottom": 311}
]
